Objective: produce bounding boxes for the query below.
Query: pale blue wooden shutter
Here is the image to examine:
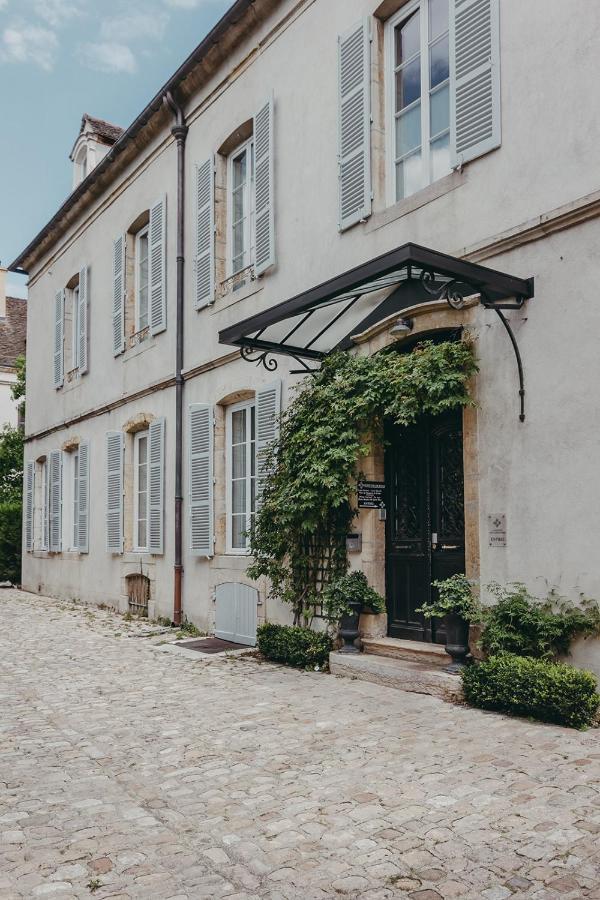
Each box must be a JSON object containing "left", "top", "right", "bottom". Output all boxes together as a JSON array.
[
  {"left": 25, "top": 461, "right": 34, "bottom": 552},
  {"left": 189, "top": 403, "right": 213, "bottom": 557},
  {"left": 113, "top": 235, "right": 126, "bottom": 356},
  {"left": 49, "top": 449, "right": 62, "bottom": 552},
  {"left": 148, "top": 418, "right": 165, "bottom": 554},
  {"left": 254, "top": 97, "right": 275, "bottom": 275},
  {"left": 77, "top": 440, "right": 90, "bottom": 553},
  {"left": 450, "top": 0, "right": 501, "bottom": 167},
  {"left": 106, "top": 431, "right": 124, "bottom": 553},
  {"left": 195, "top": 159, "right": 215, "bottom": 308},
  {"left": 256, "top": 380, "right": 281, "bottom": 507},
  {"left": 78, "top": 265, "right": 89, "bottom": 375},
  {"left": 53, "top": 289, "right": 64, "bottom": 388},
  {"left": 338, "top": 19, "right": 372, "bottom": 231},
  {"left": 149, "top": 196, "right": 167, "bottom": 335}
]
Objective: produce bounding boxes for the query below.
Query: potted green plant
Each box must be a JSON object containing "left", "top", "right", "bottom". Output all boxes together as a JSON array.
[
  {"left": 323, "top": 571, "right": 385, "bottom": 653},
  {"left": 416, "top": 573, "right": 479, "bottom": 673}
]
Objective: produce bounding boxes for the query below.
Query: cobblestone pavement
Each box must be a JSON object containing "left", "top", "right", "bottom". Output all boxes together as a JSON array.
[{"left": 1, "top": 590, "right": 600, "bottom": 900}]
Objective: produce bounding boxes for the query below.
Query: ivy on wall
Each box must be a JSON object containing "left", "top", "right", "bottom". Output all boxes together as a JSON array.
[{"left": 248, "top": 340, "right": 478, "bottom": 625}]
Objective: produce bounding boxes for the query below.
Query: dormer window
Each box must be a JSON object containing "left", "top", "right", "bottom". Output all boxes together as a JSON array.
[
  {"left": 76, "top": 148, "right": 88, "bottom": 184},
  {"left": 70, "top": 114, "right": 124, "bottom": 192}
]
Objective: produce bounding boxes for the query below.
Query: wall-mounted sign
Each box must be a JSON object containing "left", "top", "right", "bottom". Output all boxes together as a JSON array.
[
  {"left": 357, "top": 480, "right": 386, "bottom": 509},
  {"left": 488, "top": 514, "right": 507, "bottom": 548}
]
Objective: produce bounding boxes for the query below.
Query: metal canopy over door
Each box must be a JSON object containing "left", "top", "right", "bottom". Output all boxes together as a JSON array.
[
  {"left": 385, "top": 409, "right": 465, "bottom": 643},
  {"left": 214, "top": 582, "right": 258, "bottom": 646}
]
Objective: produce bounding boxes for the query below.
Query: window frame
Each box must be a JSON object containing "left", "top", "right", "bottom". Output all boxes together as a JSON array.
[
  {"left": 60, "top": 448, "right": 79, "bottom": 553},
  {"left": 71, "top": 283, "right": 80, "bottom": 370},
  {"left": 385, "top": 0, "right": 451, "bottom": 207},
  {"left": 135, "top": 225, "right": 150, "bottom": 334},
  {"left": 225, "top": 399, "right": 257, "bottom": 555},
  {"left": 133, "top": 430, "right": 150, "bottom": 553},
  {"left": 227, "top": 138, "right": 255, "bottom": 278},
  {"left": 38, "top": 458, "right": 49, "bottom": 551}
]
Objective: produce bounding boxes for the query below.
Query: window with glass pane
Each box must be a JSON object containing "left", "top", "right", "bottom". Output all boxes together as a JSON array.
[
  {"left": 72, "top": 285, "right": 80, "bottom": 369},
  {"left": 72, "top": 450, "right": 79, "bottom": 549},
  {"left": 136, "top": 227, "right": 149, "bottom": 331},
  {"left": 134, "top": 432, "right": 149, "bottom": 551},
  {"left": 390, "top": 0, "right": 450, "bottom": 202},
  {"left": 228, "top": 402, "right": 256, "bottom": 551},
  {"left": 40, "top": 460, "right": 48, "bottom": 550},
  {"left": 229, "top": 140, "right": 255, "bottom": 276}
]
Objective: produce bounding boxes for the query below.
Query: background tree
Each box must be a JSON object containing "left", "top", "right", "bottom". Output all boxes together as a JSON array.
[{"left": 0, "top": 355, "right": 27, "bottom": 583}]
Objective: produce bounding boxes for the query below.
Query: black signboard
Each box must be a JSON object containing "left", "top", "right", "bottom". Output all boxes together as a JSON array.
[{"left": 357, "top": 480, "right": 386, "bottom": 509}]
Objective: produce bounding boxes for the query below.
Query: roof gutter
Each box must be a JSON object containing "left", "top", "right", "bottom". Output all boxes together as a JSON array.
[{"left": 9, "top": 0, "right": 256, "bottom": 274}]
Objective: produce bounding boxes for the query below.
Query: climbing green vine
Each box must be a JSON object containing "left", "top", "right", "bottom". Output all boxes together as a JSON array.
[{"left": 247, "top": 340, "right": 478, "bottom": 625}]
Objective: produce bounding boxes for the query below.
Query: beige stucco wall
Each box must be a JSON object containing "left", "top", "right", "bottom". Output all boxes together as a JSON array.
[{"left": 21, "top": 0, "right": 600, "bottom": 674}]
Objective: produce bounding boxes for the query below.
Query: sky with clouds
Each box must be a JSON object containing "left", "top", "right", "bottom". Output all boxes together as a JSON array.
[{"left": 0, "top": 0, "right": 232, "bottom": 297}]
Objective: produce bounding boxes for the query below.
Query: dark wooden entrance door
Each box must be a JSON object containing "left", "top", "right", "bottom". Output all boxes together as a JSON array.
[{"left": 385, "top": 410, "right": 465, "bottom": 643}]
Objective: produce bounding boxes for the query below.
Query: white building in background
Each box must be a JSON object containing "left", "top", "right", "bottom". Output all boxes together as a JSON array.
[
  {"left": 11, "top": 0, "right": 600, "bottom": 675},
  {"left": 0, "top": 268, "right": 26, "bottom": 429}
]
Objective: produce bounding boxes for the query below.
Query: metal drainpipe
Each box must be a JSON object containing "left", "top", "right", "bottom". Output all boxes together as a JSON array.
[{"left": 163, "top": 90, "right": 188, "bottom": 626}]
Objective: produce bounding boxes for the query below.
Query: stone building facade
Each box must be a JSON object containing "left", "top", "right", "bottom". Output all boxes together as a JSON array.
[
  {"left": 0, "top": 268, "right": 26, "bottom": 429},
  {"left": 11, "top": 0, "right": 600, "bottom": 673}
]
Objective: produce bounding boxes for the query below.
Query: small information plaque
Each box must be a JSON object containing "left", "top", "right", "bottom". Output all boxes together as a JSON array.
[
  {"left": 357, "top": 480, "right": 386, "bottom": 509},
  {"left": 488, "top": 514, "right": 507, "bottom": 548}
]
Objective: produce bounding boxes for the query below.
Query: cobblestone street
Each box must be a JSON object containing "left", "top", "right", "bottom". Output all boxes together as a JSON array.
[{"left": 1, "top": 590, "right": 600, "bottom": 899}]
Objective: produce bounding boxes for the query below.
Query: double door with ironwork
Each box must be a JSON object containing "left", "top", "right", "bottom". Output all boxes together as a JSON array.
[{"left": 385, "top": 410, "right": 465, "bottom": 643}]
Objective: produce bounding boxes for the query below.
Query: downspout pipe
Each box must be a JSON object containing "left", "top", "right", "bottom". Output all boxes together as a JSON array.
[{"left": 163, "top": 90, "right": 188, "bottom": 626}]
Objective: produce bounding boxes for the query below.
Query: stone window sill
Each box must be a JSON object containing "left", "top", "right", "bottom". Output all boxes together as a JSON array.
[{"left": 366, "top": 171, "right": 466, "bottom": 234}]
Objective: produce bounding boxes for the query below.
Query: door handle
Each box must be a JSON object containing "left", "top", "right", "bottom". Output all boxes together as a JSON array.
[{"left": 441, "top": 544, "right": 459, "bottom": 550}]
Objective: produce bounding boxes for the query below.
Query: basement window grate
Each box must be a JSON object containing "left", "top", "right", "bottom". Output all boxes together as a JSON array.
[{"left": 126, "top": 573, "right": 150, "bottom": 617}]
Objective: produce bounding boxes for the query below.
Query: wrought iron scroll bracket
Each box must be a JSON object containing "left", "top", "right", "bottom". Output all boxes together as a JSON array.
[{"left": 240, "top": 345, "right": 279, "bottom": 372}]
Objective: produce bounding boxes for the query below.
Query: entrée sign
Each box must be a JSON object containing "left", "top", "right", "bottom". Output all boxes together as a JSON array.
[{"left": 357, "top": 480, "right": 386, "bottom": 509}]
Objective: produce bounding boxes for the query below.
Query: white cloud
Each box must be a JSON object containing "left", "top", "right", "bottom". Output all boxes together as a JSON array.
[
  {"left": 78, "top": 41, "right": 136, "bottom": 74},
  {"left": 33, "top": 0, "right": 84, "bottom": 28},
  {"left": 100, "top": 10, "right": 169, "bottom": 43},
  {"left": 0, "top": 21, "right": 58, "bottom": 70}
]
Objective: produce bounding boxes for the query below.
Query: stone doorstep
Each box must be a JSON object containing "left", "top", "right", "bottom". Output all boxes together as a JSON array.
[
  {"left": 362, "top": 636, "right": 449, "bottom": 668},
  {"left": 329, "top": 651, "right": 464, "bottom": 702}
]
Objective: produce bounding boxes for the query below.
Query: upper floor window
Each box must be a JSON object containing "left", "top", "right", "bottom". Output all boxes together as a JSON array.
[
  {"left": 53, "top": 266, "right": 89, "bottom": 389},
  {"left": 226, "top": 400, "right": 256, "bottom": 552},
  {"left": 228, "top": 138, "right": 255, "bottom": 278},
  {"left": 387, "top": 0, "right": 450, "bottom": 203},
  {"left": 71, "top": 283, "right": 80, "bottom": 371},
  {"left": 135, "top": 225, "right": 150, "bottom": 333}
]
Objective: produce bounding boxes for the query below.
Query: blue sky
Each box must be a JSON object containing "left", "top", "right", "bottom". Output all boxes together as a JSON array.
[{"left": 0, "top": 0, "right": 232, "bottom": 298}]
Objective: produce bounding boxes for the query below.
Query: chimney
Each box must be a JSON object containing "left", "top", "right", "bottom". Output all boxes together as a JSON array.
[{"left": 0, "top": 268, "right": 6, "bottom": 319}]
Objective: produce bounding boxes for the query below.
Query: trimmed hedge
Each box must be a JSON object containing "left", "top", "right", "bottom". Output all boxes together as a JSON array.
[
  {"left": 0, "top": 500, "right": 21, "bottom": 585},
  {"left": 257, "top": 623, "right": 332, "bottom": 669},
  {"left": 462, "top": 653, "right": 600, "bottom": 729}
]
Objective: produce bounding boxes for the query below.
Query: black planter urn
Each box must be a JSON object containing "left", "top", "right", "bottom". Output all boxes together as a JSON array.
[
  {"left": 443, "top": 612, "right": 470, "bottom": 673},
  {"left": 338, "top": 599, "right": 362, "bottom": 653}
]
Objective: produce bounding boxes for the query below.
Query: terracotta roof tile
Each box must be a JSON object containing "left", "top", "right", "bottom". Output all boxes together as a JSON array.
[
  {"left": 82, "top": 114, "right": 124, "bottom": 144},
  {"left": 0, "top": 298, "right": 27, "bottom": 368}
]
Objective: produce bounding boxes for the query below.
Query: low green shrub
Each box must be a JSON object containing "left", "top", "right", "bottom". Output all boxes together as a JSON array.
[
  {"left": 480, "top": 583, "right": 600, "bottom": 659},
  {"left": 0, "top": 499, "right": 22, "bottom": 584},
  {"left": 462, "top": 653, "right": 600, "bottom": 729},
  {"left": 257, "top": 622, "right": 332, "bottom": 669}
]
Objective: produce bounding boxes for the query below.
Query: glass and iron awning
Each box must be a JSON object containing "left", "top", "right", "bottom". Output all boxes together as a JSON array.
[{"left": 219, "top": 243, "right": 534, "bottom": 372}]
